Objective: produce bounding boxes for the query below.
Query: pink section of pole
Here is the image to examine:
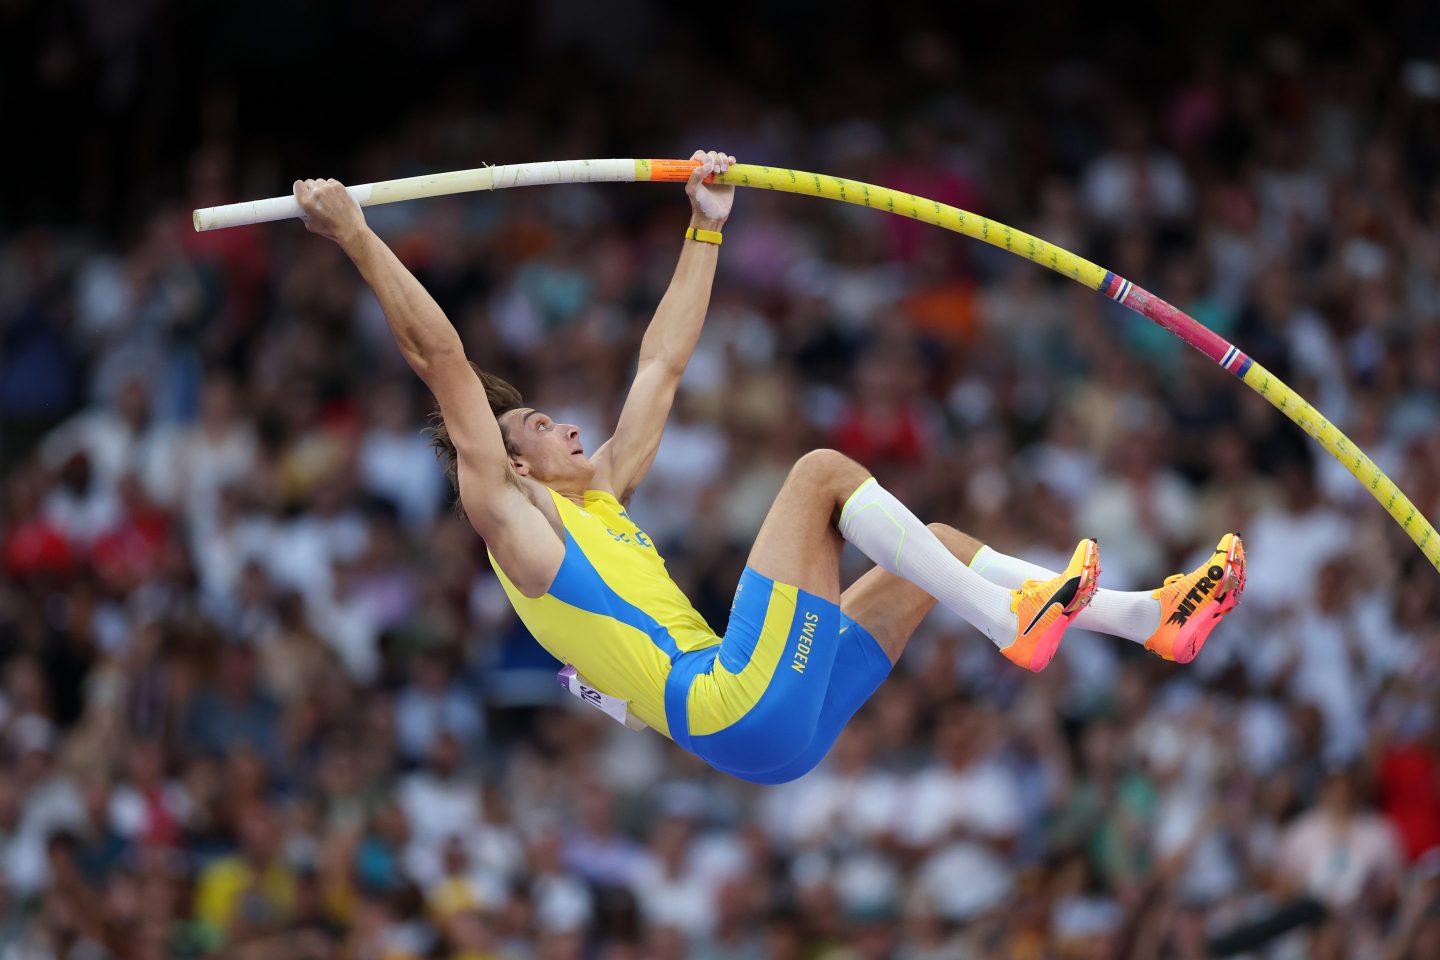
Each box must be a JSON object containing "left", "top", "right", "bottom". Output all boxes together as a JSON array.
[{"left": 1099, "top": 271, "right": 1238, "bottom": 369}]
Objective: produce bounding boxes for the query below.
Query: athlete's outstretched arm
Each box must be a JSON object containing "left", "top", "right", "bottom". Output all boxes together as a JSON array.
[
  {"left": 293, "top": 179, "right": 562, "bottom": 594},
  {"left": 592, "top": 149, "right": 735, "bottom": 503}
]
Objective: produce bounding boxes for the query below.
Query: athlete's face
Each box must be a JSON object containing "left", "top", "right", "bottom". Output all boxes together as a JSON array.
[{"left": 500, "top": 407, "right": 594, "bottom": 485}]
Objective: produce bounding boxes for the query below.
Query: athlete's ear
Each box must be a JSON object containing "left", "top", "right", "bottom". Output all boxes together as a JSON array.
[{"left": 510, "top": 457, "right": 529, "bottom": 477}]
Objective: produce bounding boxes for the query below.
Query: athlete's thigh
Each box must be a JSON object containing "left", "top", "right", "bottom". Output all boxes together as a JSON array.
[{"left": 743, "top": 452, "right": 863, "bottom": 603}]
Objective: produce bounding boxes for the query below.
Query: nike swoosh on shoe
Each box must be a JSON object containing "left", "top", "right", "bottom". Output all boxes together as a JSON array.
[{"left": 1022, "top": 575, "right": 1081, "bottom": 635}]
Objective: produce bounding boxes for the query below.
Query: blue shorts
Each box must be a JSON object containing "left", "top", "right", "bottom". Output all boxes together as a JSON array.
[{"left": 663, "top": 567, "right": 893, "bottom": 784}]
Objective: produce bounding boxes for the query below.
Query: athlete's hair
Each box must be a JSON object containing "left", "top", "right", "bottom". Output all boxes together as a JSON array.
[{"left": 425, "top": 363, "right": 524, "bottom": 489}]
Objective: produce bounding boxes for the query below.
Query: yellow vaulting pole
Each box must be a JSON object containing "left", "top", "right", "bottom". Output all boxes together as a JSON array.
[{"left": 196, "top": 158, "right": 1440, "bottom": 572}]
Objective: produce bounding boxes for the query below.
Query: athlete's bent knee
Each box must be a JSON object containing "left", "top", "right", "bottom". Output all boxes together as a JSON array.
[
  {"left": 790, "top": 448, "right": 868, "bottom": 498},
  {"left": 792, "top": 448, "right": 850, "bottom": 475}
]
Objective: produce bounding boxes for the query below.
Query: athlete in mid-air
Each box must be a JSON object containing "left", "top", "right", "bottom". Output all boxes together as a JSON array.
[{"left": 292, "top": 150, "right": 1245, "bottom": 784}]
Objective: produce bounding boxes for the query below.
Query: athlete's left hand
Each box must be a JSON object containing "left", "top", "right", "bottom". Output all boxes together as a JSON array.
[
  {"left": 686, "top": 149, "right": 736, "bottom": 230},
  {"left": 294, "top": 178, "right": 368, "bottom": 249}
]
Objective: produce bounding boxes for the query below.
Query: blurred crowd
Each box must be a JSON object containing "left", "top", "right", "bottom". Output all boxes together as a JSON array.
[{"left": 4, "top": 2, "right": 1440, "bottom": 958}]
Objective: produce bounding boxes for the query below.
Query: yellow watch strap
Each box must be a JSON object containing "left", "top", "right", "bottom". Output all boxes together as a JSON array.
[{"left": 685, "top": 226, "right": 723, "bottom": 245}]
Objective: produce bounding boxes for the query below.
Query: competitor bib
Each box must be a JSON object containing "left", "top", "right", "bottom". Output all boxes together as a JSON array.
[{"left": 557, "top": 665, "right": 648, "bottom": 731}]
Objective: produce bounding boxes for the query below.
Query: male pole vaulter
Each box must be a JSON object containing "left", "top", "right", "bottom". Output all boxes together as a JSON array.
[{"left": 292, "top": 149, "right": 1244, "bottom": 784}]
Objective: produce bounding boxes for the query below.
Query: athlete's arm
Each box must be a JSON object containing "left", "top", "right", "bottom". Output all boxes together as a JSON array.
[
  {"left": 591, "top": 150, "right": 735, "bottom": 504},
  {"left": 294, "top": 178, "right": 562, "bottom": 595}
]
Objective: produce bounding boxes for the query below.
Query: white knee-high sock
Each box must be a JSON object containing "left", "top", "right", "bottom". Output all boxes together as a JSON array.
[
  {"left": 837, "top": 479, "right": 1018, "bottom": 648},
  {"left": 968, "top": 545, "right": 1160, "bottom": 644}
]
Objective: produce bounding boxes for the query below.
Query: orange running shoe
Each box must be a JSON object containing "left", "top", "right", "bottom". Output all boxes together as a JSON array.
[
  {"left": 1001, "top": 539, "right": 1101, "bottom": 672},
  {"left": 1144, "top": 534, "right": 1246, "bottom": 664}
]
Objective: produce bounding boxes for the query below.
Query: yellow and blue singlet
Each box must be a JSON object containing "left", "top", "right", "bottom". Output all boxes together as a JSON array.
[{"left": 490, "top": 487, "right": 893, "bottom": 783}]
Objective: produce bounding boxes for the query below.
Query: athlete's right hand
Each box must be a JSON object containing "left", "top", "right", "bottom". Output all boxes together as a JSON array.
[
  {"left": 294, "top": 178, "right": 368, "bottom": 247},
  {"left": 686, "top": 149, "right": 736, "bottom": 230}
]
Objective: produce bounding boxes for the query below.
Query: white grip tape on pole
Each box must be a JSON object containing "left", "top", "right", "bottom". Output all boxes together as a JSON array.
[
  {"left": 192, "top": 159, "right": 638, "bottom": 231},
  {"left": 191, "top": 185, "right": 375, "bottom": 232},
  {"left": 490, "top": 158, "right": 635, "bottom": 189}
]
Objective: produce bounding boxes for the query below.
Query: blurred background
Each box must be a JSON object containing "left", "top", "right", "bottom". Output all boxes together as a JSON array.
[{"left": 3, "top": 1, "right": 1440, "bottom": 957}]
